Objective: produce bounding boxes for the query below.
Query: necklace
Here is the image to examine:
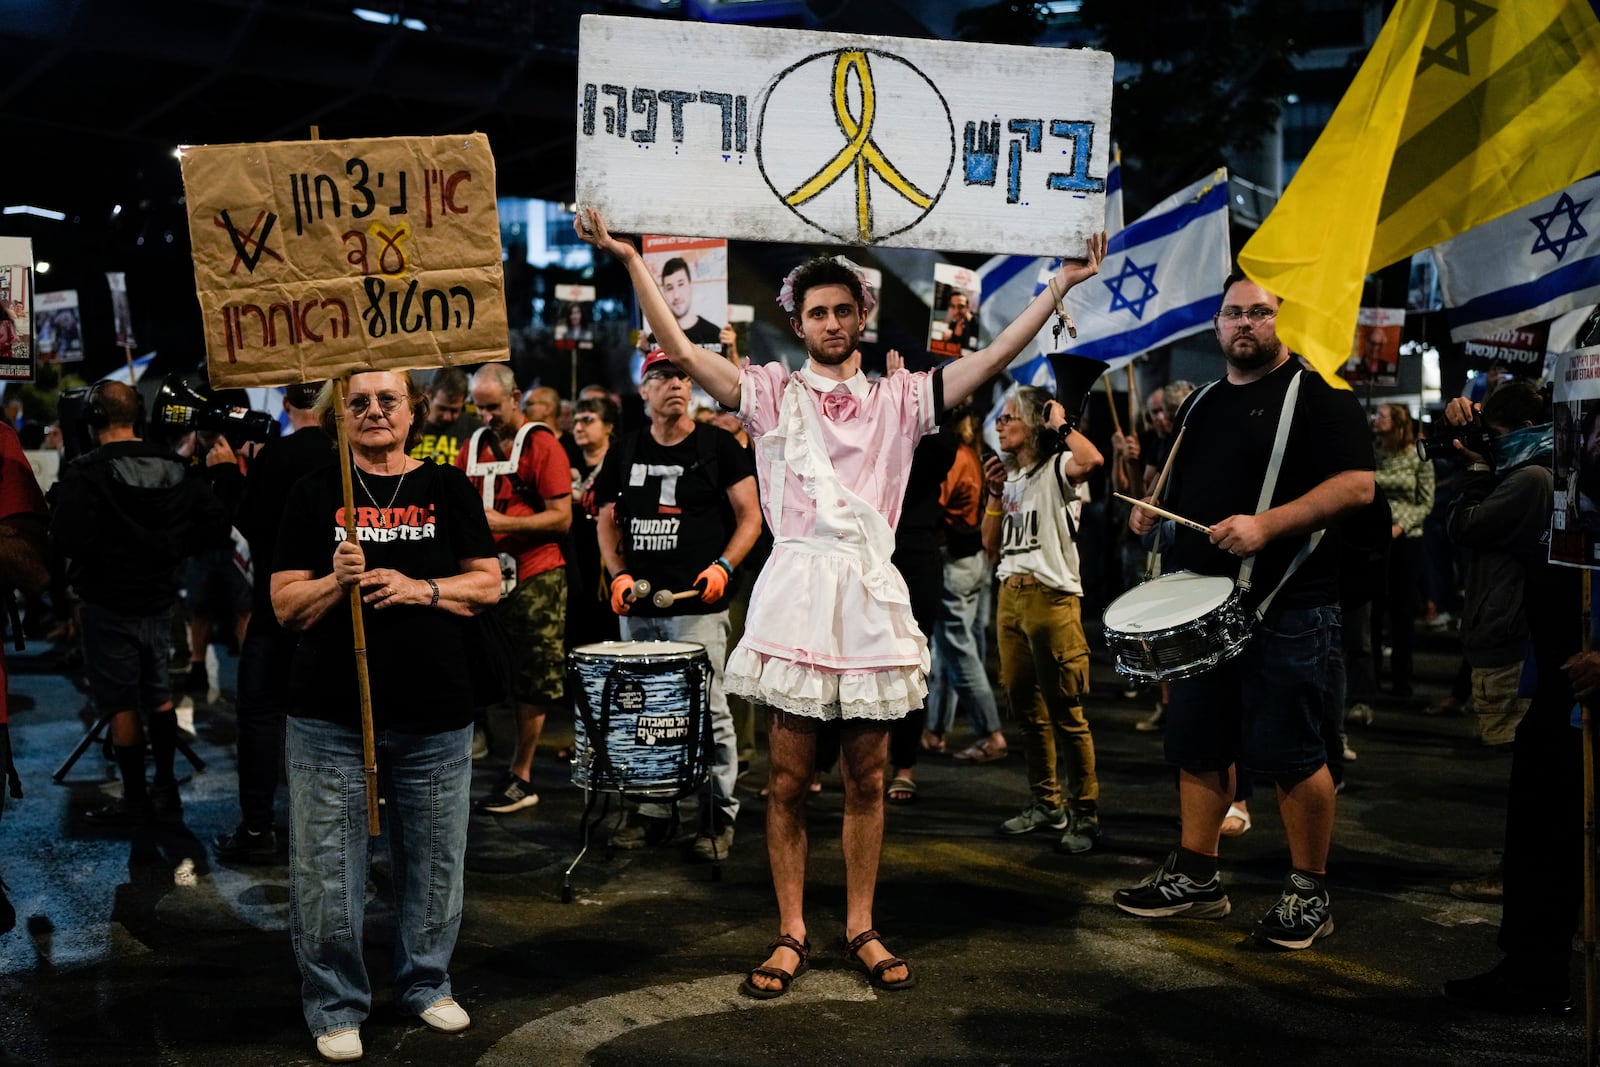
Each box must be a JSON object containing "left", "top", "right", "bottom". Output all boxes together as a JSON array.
[{"left": 353, "top": 461, "right": 408, "bottom": 527}]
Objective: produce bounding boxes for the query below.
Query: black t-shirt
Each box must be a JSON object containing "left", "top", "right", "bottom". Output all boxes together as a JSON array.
[
  {"left": 1163, "top": 360, "right": 1373, "bottom": 612},
  {"left": 684, "top": 317, "right": 724, "bottom": 354},
  {"left": 238, "top": 426, "right": 337, "bottom": 617},
  {"left": 592, "top": 423, "right": 754, "bottom": 616},
  {"left": 275, "top": 461, "right": 496, "bottom": 732}
]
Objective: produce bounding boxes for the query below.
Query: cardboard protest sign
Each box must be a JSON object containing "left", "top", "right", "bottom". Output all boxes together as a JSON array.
[
  {"left": 180, "top": 133, "right": 508, "bottom": 388},
  {"left": 929, "top": 263, "right": 981, "bottom": 358},
  {"left": 0, "top": 238, "right": 34, "bottom": 382},
  {"left": 641, "top": 235, "right": 728, "bottom": 355},
  {"left": 1551, "top": 344, "right": 1600, "bottom": 568},
  {"left": 576, "top": 15, "right": 1112, "bottom": 255}
]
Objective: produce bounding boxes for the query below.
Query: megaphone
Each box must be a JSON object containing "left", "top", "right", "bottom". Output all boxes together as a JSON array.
[
  {"left": 1045, "top": 352, "right": 1110, "bottom": 434},
  {"left": 152, "top": 376, "right": 276, "bottom": 447}
]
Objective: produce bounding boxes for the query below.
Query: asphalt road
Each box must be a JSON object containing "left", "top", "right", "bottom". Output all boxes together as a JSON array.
[{"left": 0, "top": 625, "right": 1578, "bottom": 1066}]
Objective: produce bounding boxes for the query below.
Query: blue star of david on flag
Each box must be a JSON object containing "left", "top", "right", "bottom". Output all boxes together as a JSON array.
[
  {"left": 1104, "top": 257, "right": 1160, "bottom": 319},
  {"left": 1529, "top": 192, "right": 1591, "bottom": 263}
]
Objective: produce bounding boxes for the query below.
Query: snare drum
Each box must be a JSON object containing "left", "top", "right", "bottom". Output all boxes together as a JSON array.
[
  {"left": 1102, "top": 571, "right": 1252, "bottom": 683},
  {"left": 567, "top": 641, "right": 711, "bottom": 799}
]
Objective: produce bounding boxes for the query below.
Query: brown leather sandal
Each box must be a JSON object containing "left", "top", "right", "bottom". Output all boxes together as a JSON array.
[
  {"left": 844, "top": 928, "right": 916, "bottom": 991},
  {"left": 739, "top": 933, "right": 810, "bottom": 1000}
]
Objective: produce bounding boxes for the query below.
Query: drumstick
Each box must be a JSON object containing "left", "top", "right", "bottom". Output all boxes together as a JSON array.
[
  {"left": 1148, "top": 425, "right": 1186, "bottom": 503},
  {"left": 651, "top": 588, "right": 701, "bottom": 608},
  {"left": 1102, "top": 377, "right": 1124, "bottom": 437},
  {"left": 1113, "top": 492, "right": 1212, "bottom": 535},
  {"left": 624, "top": 579, "right": 652, "bottom": 603}
]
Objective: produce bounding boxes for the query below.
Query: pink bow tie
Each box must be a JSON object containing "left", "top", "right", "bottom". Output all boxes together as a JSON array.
[{"left": 821, "top": 389, "right": 861, "bottom": 422}]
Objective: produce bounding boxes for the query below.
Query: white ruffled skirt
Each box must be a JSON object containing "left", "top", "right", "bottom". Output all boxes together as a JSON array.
[{"left": 724, "top": 541, "right": 929, "bottom": 721}]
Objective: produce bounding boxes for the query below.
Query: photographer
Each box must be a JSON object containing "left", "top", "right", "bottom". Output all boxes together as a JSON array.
[
  {"left": 51, "top": 381, "right": 230, "bottom": 824},
  {"left": 1441, "top": 381, "right": 1584, "bottom": 1014}
]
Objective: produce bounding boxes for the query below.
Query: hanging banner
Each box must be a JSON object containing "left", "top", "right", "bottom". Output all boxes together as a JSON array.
[
  {"left": 726, "top": 303, "right": 754, "bottom": 363},
  {"left": 1462, "top": 321, "right": 1550, "bottom": 374},
  {"left": 641, "top": 235, "right": 728, "bottom": 355},
  {"left": 35, "top": 290, "right": 84, "bottom": 364},
  {"left": 179, "top": 132, "right": 509, "bottom": 387},
  {"left": 0, "top": 238, "right": 35, "bottom": 382},
  {"left": 575, "top": 15, "right": 1112, "bottom": 255},
  {"left": 554, "top": 283, "right": 596, "bottom": 352},
  {"left": 1341, "top": 307, "right": 1404, "bottom": 387},
  {"left": 1552, "top": 344, "right": 1600, "bottom": 568},
  {"left": 928, "top": 263, "right": 981, "bottom": 358}
]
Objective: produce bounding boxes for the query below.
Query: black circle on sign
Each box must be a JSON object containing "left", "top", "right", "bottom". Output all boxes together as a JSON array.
[{"left": 755, "top": 47, "right": 956, "bottom": 246}]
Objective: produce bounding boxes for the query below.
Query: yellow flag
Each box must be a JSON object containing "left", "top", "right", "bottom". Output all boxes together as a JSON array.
[{"left": 1239, "top": 0, "right": 1600, "bottom": 386}]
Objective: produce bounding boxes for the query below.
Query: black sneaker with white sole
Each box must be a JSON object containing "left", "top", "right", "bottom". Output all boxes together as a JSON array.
[
  {"left": 1112, "top": 851, "right": 1231, "bottom": 918},
  {"left": 475, "top": 773, "right": 539, "bottom": 815},
  {"left": 1254, "top": 871, "right": 1334, "bottom": 949}
]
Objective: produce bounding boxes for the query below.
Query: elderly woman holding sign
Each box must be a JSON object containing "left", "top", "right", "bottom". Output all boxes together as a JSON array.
[{"left": 271, "top": 369, "right": 499, "bottom": 1063}]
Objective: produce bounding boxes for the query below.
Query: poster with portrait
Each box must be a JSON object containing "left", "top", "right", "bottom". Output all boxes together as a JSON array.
[
  {"left": 929, "top": 263, "right": 980, "bottom": 358},
  {"left": 553, "top": 283, "right": 596, "bottom": 352},
  {"left": 0, "top": 238, "right": 35, "bottom": 382},
  {"left": 1341, "top": 307, "right": 1403, "bottom": 386},
  {"left": 1551, "top": 344, "right": 1600, "bottom": 568},
  {"left": 106, "top": 272, "right": 136, "bottom": 349},
  {"left": 642, "top": 235, "right": 727, "bottom": 355},
  {"left": 35, "top": 290, "right": 84, "bottom": 363},
  {"left": 726, "top": 303, "right": 754, "bottom": 365},
  {"left": 858, "top": 265, "right": 883, "bottom": 345}
]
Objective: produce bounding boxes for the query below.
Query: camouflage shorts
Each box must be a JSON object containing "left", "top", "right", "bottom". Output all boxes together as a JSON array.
[{"left": 495, "top": 567, "right": 567, "bottom": 705}]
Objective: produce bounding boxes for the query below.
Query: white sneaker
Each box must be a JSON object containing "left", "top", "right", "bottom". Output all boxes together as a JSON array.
[
  {"left": 1342, "top": 745, "right": 1358, "bottom": 762},
  {"left": 419, "top": 997, "right": 471, "bottom": 1033},
  {"left": 316, "top": 1028, "right": 363, "bottom": 1062}
]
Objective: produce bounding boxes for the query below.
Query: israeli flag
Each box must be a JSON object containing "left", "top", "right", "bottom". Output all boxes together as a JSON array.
[
  {"left": 1434, "top": 174, "right": 1600, "bottom": 342},
  {"left": 978, "top": 168, "right": 1231, "bottom": 376}
]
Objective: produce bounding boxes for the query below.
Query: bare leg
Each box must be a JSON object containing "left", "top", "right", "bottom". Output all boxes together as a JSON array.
[
  {"left": 751, "top": 711, "right": 817, "bottom": 992},
  {"left": 188, "top": 616, "right": 211, "bottom": 674},
  {"left": 1178, "top": 765, "right": 1234, "bottom": 855},
  {"left": 838, "top": 721, "right": 907, "bottom": 984},
  {"left": 109, "top": 708, "right": 141, "bottom": 748},
  {"left": 508, "top": 704, "right": 547, "bottom": 782},
  {"left": 1277, "top": 765, "right": 1335, "bottom": 872}
]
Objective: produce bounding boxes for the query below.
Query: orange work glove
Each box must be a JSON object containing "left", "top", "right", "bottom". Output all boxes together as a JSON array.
[
  {"left": 695, "top": 559, "right": 731, "bottom": 604},
  {"left": 610, "top": 574, "right": 635, "bottom": 615}
]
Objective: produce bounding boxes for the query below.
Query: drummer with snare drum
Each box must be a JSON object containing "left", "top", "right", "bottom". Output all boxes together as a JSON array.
[
  {"left": 1110, "top": 271, "right": 1373, "bottom": 952},
  {"left": 594, "top": 348, "right": 762, "bottom": 861}
]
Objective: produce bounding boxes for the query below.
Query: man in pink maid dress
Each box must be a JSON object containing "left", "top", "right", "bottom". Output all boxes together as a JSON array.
[{"left": 577, "top": 208, "right": 1105, "bottom": 998}]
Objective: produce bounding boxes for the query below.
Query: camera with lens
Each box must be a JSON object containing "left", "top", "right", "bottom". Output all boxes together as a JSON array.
[
  {"left": 152, "top": 376, "right": 276, "bottom": 449},
  {"left": 1417, "top": 412, "right": 1492, "bottom": 462}
]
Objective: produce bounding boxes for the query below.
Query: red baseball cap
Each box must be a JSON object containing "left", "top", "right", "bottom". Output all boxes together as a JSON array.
[{"left": 640, "top": 349, "right": 680, "bottom": 378}]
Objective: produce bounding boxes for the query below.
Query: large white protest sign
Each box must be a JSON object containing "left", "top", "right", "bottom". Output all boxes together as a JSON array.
[{"left": 575, "top": 16, "right": 1112, "bottom": 256}]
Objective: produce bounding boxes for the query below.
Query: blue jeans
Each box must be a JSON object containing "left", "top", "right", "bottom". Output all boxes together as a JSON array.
[
  {"left": 286, "top": 717, "right": 472, "bottom": 1037},
  {"left": 925, "top": 550, "right": 1001, "bottom": 738},
  {"left": 620, "top": 612, "right": 739, "bottom": 829}
]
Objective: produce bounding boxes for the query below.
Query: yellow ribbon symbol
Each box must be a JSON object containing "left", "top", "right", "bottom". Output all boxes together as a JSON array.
[{"left": 784, "top": 51, "right": 933, "bottom": 242}]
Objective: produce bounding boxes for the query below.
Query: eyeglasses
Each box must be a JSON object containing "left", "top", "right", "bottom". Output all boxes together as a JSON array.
[
  {"left": 347, "top": 392, "right": 405, "bottom": 416},
  {"left": 1216, "top": 305, "right": 1278, "bottom": 323},
  {"left": 995, "top": 413, "right": 1021, "bottom": 426},
  {"left": 644, "top": 369, "right": 689, "bottom": 382},
  {"left": 573, "top": 414, "right": 601, "bottom": 425}
]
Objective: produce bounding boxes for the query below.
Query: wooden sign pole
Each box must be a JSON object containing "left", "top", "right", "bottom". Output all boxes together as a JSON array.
[
  {"left": 1584, "top": 570, "right": 1596, "bottom": 1063},
  {"left": 309, "top": 125, "right": 381, "bottom": 838}
]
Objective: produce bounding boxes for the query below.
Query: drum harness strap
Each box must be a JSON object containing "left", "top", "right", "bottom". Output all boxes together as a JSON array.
[{"left": 1154, "top": 370, "right": 1324, "bottom": 621}]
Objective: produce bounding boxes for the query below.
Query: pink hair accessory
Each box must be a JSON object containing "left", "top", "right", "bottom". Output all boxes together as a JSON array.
[{"left": 776, "top": 256, "right": 879, "bottom": 317}]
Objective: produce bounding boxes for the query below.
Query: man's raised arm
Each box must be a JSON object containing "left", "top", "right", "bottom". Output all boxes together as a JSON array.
[
  {"left": 940, "top": 231, "right": 1107, "bottom": 411},
  {"left": 575, "top": 208, "right": 742, "bottom": 410}
]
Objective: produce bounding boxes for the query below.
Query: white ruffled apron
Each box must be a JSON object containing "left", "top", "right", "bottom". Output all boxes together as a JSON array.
[{"left": 724, "top": 374, "right": 929, "bottom": 721}]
